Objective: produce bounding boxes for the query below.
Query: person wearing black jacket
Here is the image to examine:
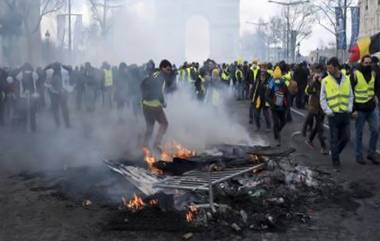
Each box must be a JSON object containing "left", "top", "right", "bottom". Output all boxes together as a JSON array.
[
  {"left": 350, "top": 55, "right": 380, "bottom": 165},
  {"left": 249, "top": 63, "right": 271, "bottom": 131},
  {"left": 141, "top": 60, "right": 172, "bottom": 149}
]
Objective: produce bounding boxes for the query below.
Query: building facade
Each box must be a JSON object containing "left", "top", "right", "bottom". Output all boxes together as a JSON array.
[{"left": 359, "top": 0, "right": 380, "bottom": 37}]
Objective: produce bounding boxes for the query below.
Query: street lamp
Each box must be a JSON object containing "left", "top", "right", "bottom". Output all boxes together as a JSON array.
[{"left": 268, "top": 0, "right": 310, "bottom": 62}]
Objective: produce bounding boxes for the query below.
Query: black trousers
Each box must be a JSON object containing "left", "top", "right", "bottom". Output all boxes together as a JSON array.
[
  {"left": 249, "top": 104, "right": 271, "bottom": 129},
  {"left": 50, "top": 92, "right": 70, "bottom": 128},
  {"left": 309, "top": 112, "right": 326, "bottom": 148},
  {"left": 272, "top": 108, "right": 287, "bottom": 140},
  {"left": 302, "top": 112, "right": 314, "bottom": 135},
  {"left": 328, "top": 113, "right": 350, "bottom": 163}
]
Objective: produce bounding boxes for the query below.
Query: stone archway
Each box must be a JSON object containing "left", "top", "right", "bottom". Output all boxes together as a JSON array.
[{"left": 153, "top": 0, "right": 240, "bottom": 63}]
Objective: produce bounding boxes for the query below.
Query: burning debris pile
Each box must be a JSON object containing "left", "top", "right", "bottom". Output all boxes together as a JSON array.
[{"left": 104, "top": 144, "right": 360, "bottom": 234}]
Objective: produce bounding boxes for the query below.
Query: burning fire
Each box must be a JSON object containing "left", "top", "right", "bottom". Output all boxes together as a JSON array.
[
  {"left": 143, "top": 141, "right": 196, "bottom": 174},
  {"left": 122, "top": 194, "right": 159, "bottom": 212},
  {"left": 185, "top": 205, "right": 199, "bottom": 223},
  {"left": 126, "top": 194, "right": 145, "bottom": 211},
  {"left": 148, "top": 199, "right": 159, "bottom": 207}
]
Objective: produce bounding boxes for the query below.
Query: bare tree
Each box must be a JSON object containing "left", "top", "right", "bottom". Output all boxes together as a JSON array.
[
  {"left": 5, "top": 0, "right": 65, "bottom": 34},
  {"left": 87, "top": 0, "right": 125, "bottom": 37},
  {"left": 267, "top": 16, "right": 286, "bottom": 48},
  {"left": 312, "top": 0, "right": 356, "bottom": 52},
  {"left": 282, "top": 2, "right": 317, "bottom": 61},
  {"left": 3, "top": 0, "right": 65, "bottom": 63}
]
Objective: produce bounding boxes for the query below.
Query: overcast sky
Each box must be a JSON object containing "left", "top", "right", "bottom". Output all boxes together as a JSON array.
[{"left": 240, "top": 0, "right": 335, "bottom": 55}]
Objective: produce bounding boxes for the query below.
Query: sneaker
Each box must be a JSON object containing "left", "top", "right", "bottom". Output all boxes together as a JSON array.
[
  {"left": 305, "top": 139, "right": 315, "bottom": 149},
  {"left": 320, "top": 148, "right": 329, "bottom": 155},
  {"left": 367, "top": 156, "right": 380, "bottom": 165}
]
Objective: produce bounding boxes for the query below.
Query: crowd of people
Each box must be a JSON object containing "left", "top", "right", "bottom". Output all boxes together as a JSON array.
[{"left": 1, "top": 55, "right": 380, "bottom": 171}]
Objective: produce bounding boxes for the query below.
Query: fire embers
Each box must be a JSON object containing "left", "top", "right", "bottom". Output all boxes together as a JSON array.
[
  {"left": 185, "top": 205, "right": 199, "bottom": 223},
  {"left": 122, "top": 193, "right": 159, "bottom": 212},
  {"left": 143, "top": 141, "right": 196, "bottom": 175}
]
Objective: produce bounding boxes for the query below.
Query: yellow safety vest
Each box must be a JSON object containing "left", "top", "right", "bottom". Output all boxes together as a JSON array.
[
  {"left": 221, "top": 70, "right": 230, "bottom": 81},
  {"left": 251, "top": 67, "right": 259, "bottom": 81},
  {"left": 104, "top": 69, "right": 113, "bottom": 87},
  {"left": 235, "top": 69, "right": 243, "bottom": 81},
  {"left": 341, "top": 69, "right": 350, "bottom": 79},
  {"left": 179, "top": 68, "right": 186, "bottom": 81},
  {"left": 283, "top": 72, "right": 292, "bottom": 87},
  {"left": 186, "top": 67, "right": 193, "bottom": 83},
  {"left": 354, "top": 70, "right": 375, "bottom": 103},
  {"left": 323, "top": 74, "right": 351, "bottom": 113}
]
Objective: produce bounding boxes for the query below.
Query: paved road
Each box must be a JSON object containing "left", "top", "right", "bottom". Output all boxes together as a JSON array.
[{"left": 0, "top": 99, "right": 379, "bottom": 241}]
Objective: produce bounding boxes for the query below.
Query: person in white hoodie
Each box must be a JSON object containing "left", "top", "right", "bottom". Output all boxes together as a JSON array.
[{"left": 44, "top": 62, "right": 73, "bottom": 128}]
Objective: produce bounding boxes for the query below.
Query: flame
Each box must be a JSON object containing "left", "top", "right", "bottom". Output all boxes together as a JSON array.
[
  {"left": 143, "top": 147, "right": 156, "bottom": 166},
  {"left": 148, "top": 199, "right": 159, "bottom": 207},
  {"left": 126, "top": 194, "right": 145, "bottom": 211},
  {"left": 122, "top": 194, "right": 159, "bottom": 211},
  {"left": 143, "top": 141, "right": 196, "bottom": 175},
  {"left": 185, "top": 205, "right": 199, "bottom": 223}
]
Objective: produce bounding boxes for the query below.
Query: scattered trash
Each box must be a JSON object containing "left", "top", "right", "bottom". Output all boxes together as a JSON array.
[
  {"left": 182, "top": 232, "right": 193, "bottom": 240},
  {"left": 82, "top": 200, "right": 92, "bottom": 208}
]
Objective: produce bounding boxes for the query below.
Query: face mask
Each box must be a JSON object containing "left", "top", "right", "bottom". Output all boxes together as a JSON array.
[{"left": 363, "top": 66, "right": 372, "bottom": 73}]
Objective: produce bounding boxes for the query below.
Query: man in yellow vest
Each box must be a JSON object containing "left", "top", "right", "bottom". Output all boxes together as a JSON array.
[
  {"left": 141, "top": 60, "right": 172, "bottom": 150},
  {"left": 221, "top": 63, "right": 230, "bottom": 85},
  {"left": 320, "top": 57, "right": 354, "bottom": 170},
  {"left": 350, "top": 55, "right": 379, "bottom": 165},
  {"left": 101, "top": 61, "right": 114, "bottom": 108}
]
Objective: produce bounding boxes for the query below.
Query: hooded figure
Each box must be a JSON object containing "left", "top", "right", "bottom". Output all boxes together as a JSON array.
[{"left": 266, "top": 66, "right": 289, "bottom": 146}]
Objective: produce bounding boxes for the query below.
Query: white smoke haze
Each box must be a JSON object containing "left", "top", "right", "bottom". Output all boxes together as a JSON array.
[
  {"left": 71, "top": 0, "right": 239, "bottom": 66},
  {"left": 164, "top": 85, "right": 264, "bottom": 150},
  {"left": 0, "top": 83, "right": 264, "bottom": 174}
]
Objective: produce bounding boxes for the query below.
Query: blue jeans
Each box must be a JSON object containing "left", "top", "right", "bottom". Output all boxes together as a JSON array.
[
  {"left": 355, "top": 108, "right": 379, "bottom": 160},
  {"left": 328, "top": 113, "right": 351, "bottom": 163}
]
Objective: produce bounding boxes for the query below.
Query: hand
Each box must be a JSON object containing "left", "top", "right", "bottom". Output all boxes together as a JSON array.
[
  {"left": 162, "top": 102, "right": 167, "bottom": 108},
  {"left": 352, "top": 111, "right": 358, "bottom": 119}
]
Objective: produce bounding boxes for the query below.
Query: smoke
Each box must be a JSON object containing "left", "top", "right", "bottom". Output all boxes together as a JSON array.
[
  {"left": 164, "top": 85, "right": 263, "bottom": 150},
  {"left": 73, "top": 0, "right": 240, "bottom": 65}
]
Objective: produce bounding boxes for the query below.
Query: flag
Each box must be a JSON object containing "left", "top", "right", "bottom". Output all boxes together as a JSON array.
[
  {"left": 335, "top": 7, "right": 347, "bottom": 50},
  {"left": 349, "top": 32, "right": 380, "bottom": 63},
  {"left": 350, "top": 7, "right": 360, "bottom": 49}
]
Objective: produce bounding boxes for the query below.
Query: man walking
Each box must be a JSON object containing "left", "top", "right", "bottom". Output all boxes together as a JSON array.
[
  {"left": 351, "top": 55, "right": 379, "bottom": 165},
  {"left": 141, "top": 59, "right": 172, "bottom": 150},
  {"left": 320, "top": 57, "right": 354, "bottom": 170}
]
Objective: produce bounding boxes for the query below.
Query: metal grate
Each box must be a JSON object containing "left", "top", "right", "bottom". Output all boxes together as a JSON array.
[{"left": 154, "top": 163, "right": 265, "bottom": 192}]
